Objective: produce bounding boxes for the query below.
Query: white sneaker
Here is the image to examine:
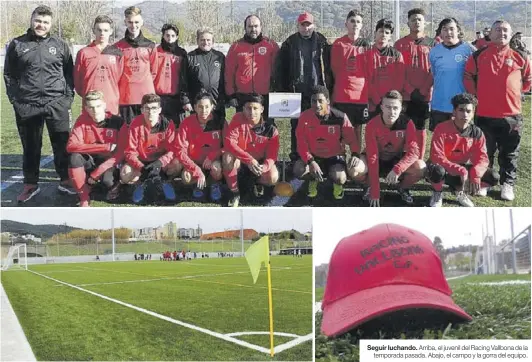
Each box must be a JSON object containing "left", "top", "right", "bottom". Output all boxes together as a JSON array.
[
  {"left": 456, "top": 191, "right": 475, "bottom": 207},
  {"left": 476, "top": 186, "right": 489, "bottom": 197},
  {"left": 501, "top": 183, "right": 515, "bottom": 201},
  {"left": 429, "top": 191, "right": 443, "bottom": 207}
]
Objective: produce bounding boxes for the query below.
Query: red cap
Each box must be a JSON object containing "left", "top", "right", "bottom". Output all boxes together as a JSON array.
[
  {"left": 297, "top": 12, "right": 314, "bottom": 24},
  {"left": 321, "top": 223, "right": 472, "bottom": 337}
]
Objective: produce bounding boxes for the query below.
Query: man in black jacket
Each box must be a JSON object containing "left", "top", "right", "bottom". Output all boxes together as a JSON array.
[
  {"left": 187, "top": 27, "right": 226, "bottom": 120},
  {"left": 273, "top": 12, "right": 332, "bottom": 160},
  {"left": 4, "top": 5, "right": 75, "bottom": 203}
]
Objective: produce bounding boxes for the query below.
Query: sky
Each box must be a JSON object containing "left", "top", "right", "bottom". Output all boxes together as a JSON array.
[
  {"left": 313, "top": 208, "right": 531, "bottom": 265},
  {"left": 1, "top": 208, "right": 312, "bottom": 233}
]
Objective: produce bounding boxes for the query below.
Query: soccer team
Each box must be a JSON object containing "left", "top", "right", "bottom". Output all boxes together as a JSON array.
[{"left": 4, "top": 5, "right": 530, "bottom": 207}]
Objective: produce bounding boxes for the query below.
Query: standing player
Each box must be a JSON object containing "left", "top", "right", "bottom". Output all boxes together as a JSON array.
[
  {"left": 366, "top": 19, "right": 405, "bottom": 119},
  {"left": 187, "top": 27, "right": 226, "bottom": 120},
  {"left": 66, "top": 91, "right": 128, "bottom": 207},
  {"left": 121, "top": 94, "right": 178, "bottom": 203},
  {"left": 274, "top": 12, "right": 332, "bottom": 160},
  {"left": 293, "top": 86, "right": 359, "bottom": 200},
  {"left": 173, "top": 93, "right": 224, "bottom": 201},
  {"left": 429, "top": 18, "right": 475, "bottom": 132},
  {"left": 355, "top": 91, "right": 426, "bottom": 207},
  {"left": 427, "top": 93, "right": 494, "bottom": 207},
  {"left": 464, "top": 20, "right": 531, "bottom": 201},
  {"left": 474, "top": 27, "right": 491, "bottom": 49},
  {"left": 330, "top": 10, "right": 371, "bottom": 154},
  {"left": 151, "top": 24, "right": 189, "bottom": 126},
  {"left": 115, "top": 6, "right": 156, "bottom": 124},
  {"left": 4, "top": 5, "right": 75, "bottom": 202},
  {"left": 223, "top": 94, "right": 280, "bottom": 207},
  {"left": 74, "top": 15, "right": 124, "bottom": 115},
  {"left": 224, "top": 15, "right": 278, "bottom": 121},
  {"left": 395, "top": 8, "right": 435, "bottom": 159}
]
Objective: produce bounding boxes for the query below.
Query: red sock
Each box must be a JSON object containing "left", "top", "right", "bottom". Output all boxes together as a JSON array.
[
  {"left": 417, "top": 129, "right": 427, "bottom": 160},
  {"left": 68, "top": 167, "right": 86, "bottom": 192},
  {"left": 223, "top": 166, "right": 238, "bottom": 191},
  {"left": 68, "top": 167, "right": 90, "bottom": 202}
]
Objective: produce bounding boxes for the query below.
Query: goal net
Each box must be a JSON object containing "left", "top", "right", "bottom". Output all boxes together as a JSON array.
[{"left": 1, "top": 244, "right": 28, "bottom": 271}]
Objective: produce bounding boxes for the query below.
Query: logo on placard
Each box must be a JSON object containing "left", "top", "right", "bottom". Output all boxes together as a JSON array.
[{"left": 281, "top": 99, "right": 289, "bottom": 107}]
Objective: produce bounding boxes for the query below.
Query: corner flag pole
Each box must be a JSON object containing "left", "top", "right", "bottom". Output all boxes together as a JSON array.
[{"left": 267, "top": 252, "right": 275, "bottom": 357}]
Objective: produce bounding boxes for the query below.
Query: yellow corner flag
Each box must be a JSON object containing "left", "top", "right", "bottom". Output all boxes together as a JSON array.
[
  {"left": 245, "top": 235, "right": 275, "bottom": 357},
  {"left": 245, "top": 235, "right": 270, "bottom": 284}
]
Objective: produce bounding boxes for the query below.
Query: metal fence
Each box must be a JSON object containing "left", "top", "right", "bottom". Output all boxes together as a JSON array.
[{"left": 475, "top": 225, "right": 531, "bottom": 275}]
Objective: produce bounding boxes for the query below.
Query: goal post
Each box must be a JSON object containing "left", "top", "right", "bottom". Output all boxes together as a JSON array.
[{"left": 1, "top": 244, "right": 28, "bottom": 271}]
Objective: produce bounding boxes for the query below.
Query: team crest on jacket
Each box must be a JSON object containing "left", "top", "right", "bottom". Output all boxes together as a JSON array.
[
  {"left": 106, "top": 130, "right": 114, "bottom": 138},
  {"left": 506, "top": 58, "right": 513, "bottom": 66},
  {"left": 466, "top": 139, "right": 473, "bottom": 148},
  {"left": 455, "top": 54, "right": 463, "bottom": 62},
  {"left": 49, "top": 47, "right": 57, "bottom": 55},
  {"left": 358, "top": 47, "right": 366, "bottom": 54},
  {"left": 108, "top": 56, "right": 116, "bottom": 64},
  {"left": 258, "top": 47, "right": 267, "bottom": 55},
  {"left": 212, "top": 131, "right": 220, "bottom": 139},
  {"left": 328, "top": 126, "right": 336, "bottom": 134},
  {"left": 395, "top": 131, "right": 404, "bottom": 138},
  {"left": 214, "top": 61, "right": 220, "bottom": 68}
]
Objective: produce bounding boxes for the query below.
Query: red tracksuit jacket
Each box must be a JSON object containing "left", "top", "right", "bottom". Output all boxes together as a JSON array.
[
  {"left": 151, "top": 45, "right": 184, "bottom": 96},
  {"left": 224, "top": 36, "right": 279, "bottom": 96},
  {"left": 224, "top": 112, "right": 279, "bottom": 172},
  {"left": 331, "top": 36, "right": 371, "bottom": 104},
  {"left": 365, "top": 114, "right": 419, "bottom": 199},
  {"left": 115, "top": 35, "right": 156, "bottom": 105},
  {"left": 74, "top": 42, "right": 124, "bottom": 115},
  {"left": 367, "top": 45, "right": 406, "bottom": 110},
  {"left": 464, "top": 44, "right": 531, "bottom": 118},
  {"left": 124, "top": 115, "right": 175, "bottom": 170},
  {"left": 394, "top": 35, "right": 434, "bottom": 101},
  {"left": 66, "top": 113, "right": 128, "bottom": 179},
  {"left": 430, "top": 120, "right": 489, "bottom": 184},
  {"left": 296, "top": 107, "right": 359, "bottom": 163},
  {"left": 174, "top": 114, "right": 224, "bottom": 178}
]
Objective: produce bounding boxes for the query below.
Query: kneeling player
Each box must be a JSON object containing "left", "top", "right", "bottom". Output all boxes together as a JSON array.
[
  {"left": 355, "top": 90, "right": 425, "bottom": 207},
  {"left": 427, "top": 93, "right": 494, "bottom": 207},
  {"left": 223, "top": 94, "right": 279, "bottom": 207},
  {"left": 173, "top": 92, "right": 224, "bottom": 201},
  {"left": 121, "top": 94, "right": 179, "bottom": 203},
  {"left": 294, "top": 85, "right": 359, "bottom": 200},
  {"left": 67, "top": 91, "right": 128, "bottom": 207}
]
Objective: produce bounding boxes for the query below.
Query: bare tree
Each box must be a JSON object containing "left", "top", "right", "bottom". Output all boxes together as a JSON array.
[{"left": 256, "top": 2, "right": 283, "bottom": 41}]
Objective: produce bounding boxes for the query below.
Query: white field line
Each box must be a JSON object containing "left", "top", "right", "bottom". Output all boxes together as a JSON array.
[
  {"left": 273, "top": 333, "right": 314, "bottom": 354},
  {"left": 28, "top": 270, "right": 308, "bottom": 355},
  {"left": 38, "top": 269, "right": 86, "bottom": 273},
  {"left": 224, "top": 331, "right": 313, "bottom": 354},
  {"left": 446, "top": 273, "right": 472, "bottom": 280},
  {"left": 467, "top": 280, "right": 531, "bottom": 286}
]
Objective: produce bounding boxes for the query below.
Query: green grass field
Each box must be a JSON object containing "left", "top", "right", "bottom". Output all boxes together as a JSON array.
[
  {"left": 1, "top": 80, "right": 530, "bottom": 207},
  {"left": 315, "top": 273, "right": 531, "bottom": 361},
  {"left": 1, "top": 256, "right": 312, "bottom": 361}
]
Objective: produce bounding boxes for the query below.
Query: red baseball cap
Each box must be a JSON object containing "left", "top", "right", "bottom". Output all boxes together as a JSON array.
[
  {"left": 321, "top": 223, "right": 472, "bottom": 337},
  {"left": 298, "top": 12, "right": 314, "bottom": 24}
]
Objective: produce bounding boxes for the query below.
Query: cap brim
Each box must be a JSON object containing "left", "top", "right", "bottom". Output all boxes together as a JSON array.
[{"left": 321, "top": 284, "right": 472, "bottom": 337}]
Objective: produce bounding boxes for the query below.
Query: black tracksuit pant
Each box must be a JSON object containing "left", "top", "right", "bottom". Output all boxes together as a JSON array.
[
  {"left": 476, "top": 115, "right": 522, "bottom": 186},
  {"left": 15, "top": 112, "right": 70, "bottom": 185}
]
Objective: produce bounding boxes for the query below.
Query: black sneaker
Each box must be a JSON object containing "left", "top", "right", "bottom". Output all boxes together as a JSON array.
[{"left": 228, "top": 190, "right": 240, "bottom": 207}]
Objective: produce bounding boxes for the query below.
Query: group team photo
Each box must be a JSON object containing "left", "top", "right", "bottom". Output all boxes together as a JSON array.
[{"left": 1, "top": 1, "right": 530, "bottom": 207}]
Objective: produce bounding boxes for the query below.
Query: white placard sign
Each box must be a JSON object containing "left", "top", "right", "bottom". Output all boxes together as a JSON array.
[{"left": 268, "top": 92, "right": 302, "bottom": 118}]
